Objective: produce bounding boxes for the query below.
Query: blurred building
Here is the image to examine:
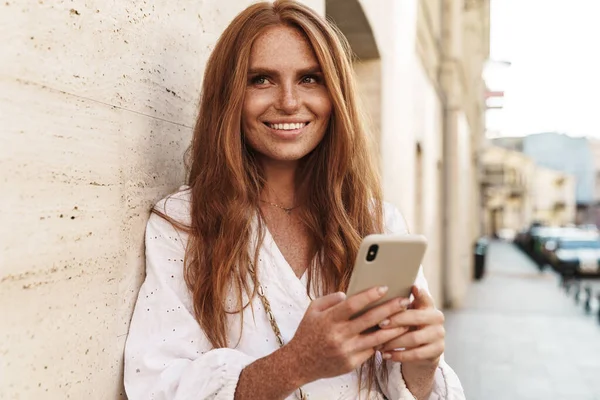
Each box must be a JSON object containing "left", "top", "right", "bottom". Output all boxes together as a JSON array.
[
  {"left": 587, "top": 138, "right": 600, "bottom": 226},
  {"left": 1, "top": 0, "right": 489, "bottom": 397},
  {"left": 482, "top": 146, "right": 534, "bottom": 236},
  {"left": 493, "top": 132, "right": 595, "bottom": 224},
  {"left": 531, "top": 166, "right": 577, "bottom": 226},
  {"left": 481, "top": 146, "right": 576, "bottom": 237}
]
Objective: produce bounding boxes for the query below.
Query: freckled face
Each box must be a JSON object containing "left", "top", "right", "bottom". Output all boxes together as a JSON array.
[{"left": 242, "top": 25, "right": 333, "bottom": 166}]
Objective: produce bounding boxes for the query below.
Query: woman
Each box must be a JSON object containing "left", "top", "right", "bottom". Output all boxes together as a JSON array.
[{"left": 124, "top": 1, "right": 464, "bottom": 399}]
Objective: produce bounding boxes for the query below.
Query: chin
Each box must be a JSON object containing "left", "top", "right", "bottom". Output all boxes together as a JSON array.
[
  {"left": 260, "top": 148, "right": 313, "bottom": 163},
  {"left": 267, "top": 152, "right": 308, "bottom": 162}
]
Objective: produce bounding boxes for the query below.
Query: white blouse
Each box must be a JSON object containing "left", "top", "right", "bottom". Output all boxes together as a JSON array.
[{"left": 124, "top": 187, "right": 465, "bottom": 400}]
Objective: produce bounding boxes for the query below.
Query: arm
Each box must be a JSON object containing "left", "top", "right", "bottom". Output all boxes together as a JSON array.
[
  {"left": 235, "top": 344, "right": 305, "bottom": 400},
  {"left": 124, "top": 209, "right": 257, "bottom": 399},
  {"left": 401, "top": 360, "right": 438, "bottom": 399}
]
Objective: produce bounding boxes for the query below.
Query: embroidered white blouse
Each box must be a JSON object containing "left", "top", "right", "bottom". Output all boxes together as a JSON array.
[{"left": 124, "top": 187, "right": 465, "bottom": 400}]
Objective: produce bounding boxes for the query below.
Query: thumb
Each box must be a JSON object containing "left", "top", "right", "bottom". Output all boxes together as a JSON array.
[
  {"left": 410, "top": 285, "right": 434, "bottom": 310},
  {"left": 311, "top": 291, "right": 347, "bottom": 311}
]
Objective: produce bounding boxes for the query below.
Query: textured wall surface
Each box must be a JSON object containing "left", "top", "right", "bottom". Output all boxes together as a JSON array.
[
  {"left": 411, "top": 61, "right": 443, "bottom": 305},
  {"left": 360, "top": 0, "right": 420, "bottom": 219},
  {"left": 353, "top": 59, "right": 382, "bottom": 168}
]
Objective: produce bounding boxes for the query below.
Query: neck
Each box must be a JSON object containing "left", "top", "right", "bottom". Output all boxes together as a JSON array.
[{"left": 261, "top": 159, "right": 299, "bottom": 206}]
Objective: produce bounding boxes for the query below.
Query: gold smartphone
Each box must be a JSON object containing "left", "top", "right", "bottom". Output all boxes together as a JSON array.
[{"left": 346, "top": 234, "right": 428, "bottom": 319}]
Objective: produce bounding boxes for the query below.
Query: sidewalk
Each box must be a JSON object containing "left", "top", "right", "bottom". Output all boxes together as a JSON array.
[{"left": 444, "top": 240, "right": 600, "bottom": 400}]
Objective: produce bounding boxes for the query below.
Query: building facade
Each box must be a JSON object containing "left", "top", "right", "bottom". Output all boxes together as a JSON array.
[
  {"left": 482, "top": 146, "right": 535, "bottom": 236},
  {"left": 481, "top": 146, "right": 576, "bottom": 236},
  {"left": 493, "top": 133, "right": 596, "bottom": 207},
  {"left": 531, "top": 166, "right": 577, "bottom": 227},
  {"left": 0, "top": 0, "right": 489, "bottom": 397}
]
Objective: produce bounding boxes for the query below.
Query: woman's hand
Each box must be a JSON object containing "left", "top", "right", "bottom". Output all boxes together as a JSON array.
[
  {"left": 287, "top": 286, "right": 411, "bottom": 385},
  {"left": 378, "top": 286, "right": 445, "bottom": 367}
]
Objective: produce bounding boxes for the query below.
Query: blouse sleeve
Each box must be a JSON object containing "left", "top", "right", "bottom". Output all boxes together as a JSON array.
[
  {"left": 123, "top": 198, "right": 256, "bottom": 400},
  {"left": 377, "top": 204, "right": 466, "bottom": 400}
]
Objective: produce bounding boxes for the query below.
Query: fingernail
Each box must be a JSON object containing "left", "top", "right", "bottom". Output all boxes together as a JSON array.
[
  {"left": 377, "top": 286, "right": 389, "bottom": 295},
  {"left": 400, "top": 298, "right": 410, "bottom": 308},
  {"left": 382, "top": 352, "right": 392, "bottom": 360},
  {"left": 379, "top": 319, "right": 390, "bottom": 328}
]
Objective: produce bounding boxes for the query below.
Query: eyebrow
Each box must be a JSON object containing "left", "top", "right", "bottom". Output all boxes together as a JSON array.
[{"left": 247, "top": 66, "right": 323, "bottom": 76}]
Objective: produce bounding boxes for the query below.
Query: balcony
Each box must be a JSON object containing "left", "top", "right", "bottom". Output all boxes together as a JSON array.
[{"left": 482, "top": 165, "right": 526, "bottom": 197}]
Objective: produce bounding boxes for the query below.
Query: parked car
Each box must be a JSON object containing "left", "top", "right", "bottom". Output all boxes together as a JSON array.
[
  {"left": 546, "top": 235, "right": 600, "bottom": 277},
  {"left": 577, "top": 224, "right": 599, "bottom": 233},
  {"left": 536, "top": 227, "right": 584, "bottom": 267},
  {"left": 530, "top": 227, "right": 579, "bottom": 268}
]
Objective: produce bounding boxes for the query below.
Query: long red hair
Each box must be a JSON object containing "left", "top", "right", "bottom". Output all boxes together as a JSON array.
[{"left": 162, "top": 0, "right": 385, "bottom": 393}]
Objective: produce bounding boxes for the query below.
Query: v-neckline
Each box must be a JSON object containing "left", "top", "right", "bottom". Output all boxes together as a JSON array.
[{"left": 263, "top": 224, "right": 309, "bottom": 284}]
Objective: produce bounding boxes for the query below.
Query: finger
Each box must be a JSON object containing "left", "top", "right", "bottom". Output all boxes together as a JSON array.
[
  {"left": 311, "top": 291, "right": 347, "bottom": 312},
  {"left": 381, "top": 308, "right": 444, "bottom": 328},
  {"left": 354, "top": 326, "right": 407, "bottom": 352},
  {"left": 381, "top": 324, "right": 445, "bottom": 352},
  {"left": 348, "top": 297, "right": 410, "bottom": 334},
  {"left": 378, "top": 326, "right": 410, "bottom": 344},
  {"left": 382, "top": 341, "right": 445, "bottom": 363},
  {"left": 411, "top": 286, "right": 435, "bottom": 310},
  {"left": 329, "top": 286, "right": 389, "bottom": 321}
]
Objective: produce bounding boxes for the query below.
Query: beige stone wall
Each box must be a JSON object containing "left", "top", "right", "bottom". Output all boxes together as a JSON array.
[
  {"left": 358, "top": 0, "right": 420, "bottom": 221},
  {"left": 411, "top": 60, "right": 444, "bottom": 306},
  {"left": 353, "top": 59, "right": 382, "bottom": 169}
]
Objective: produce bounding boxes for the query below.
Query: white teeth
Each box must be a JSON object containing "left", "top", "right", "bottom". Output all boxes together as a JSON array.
[{"left": 269, "top": 122, "right": 306, "bottom": 130}]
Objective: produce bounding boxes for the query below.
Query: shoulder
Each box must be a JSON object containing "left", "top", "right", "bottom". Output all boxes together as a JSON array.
[
  {"left": 382, "top": 201, "right": 409, "bottom": 235},
  {"left": 145, "top": 185, "right": 192, "bottom": 248},
  {"left": 152, "top": 185, "right": 192, "bottom": 226}
]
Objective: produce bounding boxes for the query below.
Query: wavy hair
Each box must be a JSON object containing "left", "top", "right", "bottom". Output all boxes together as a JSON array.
[{"left": 162, "top": 0, "right": 385, "bottom": 393}]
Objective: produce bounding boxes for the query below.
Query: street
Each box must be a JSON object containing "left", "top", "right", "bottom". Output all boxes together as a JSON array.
[{"left": 444, "top": 240, "right": 600, "bottom": 400}]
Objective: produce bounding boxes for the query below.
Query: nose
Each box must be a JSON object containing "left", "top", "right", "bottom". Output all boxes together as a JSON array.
[{"left": 275, "top": 83, "right": 300, "bottom": 114}]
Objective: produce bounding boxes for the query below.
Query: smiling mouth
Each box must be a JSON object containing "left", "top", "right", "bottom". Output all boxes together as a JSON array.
[{"left": 264, "top": 122, "right": 310, "bottom": 131}]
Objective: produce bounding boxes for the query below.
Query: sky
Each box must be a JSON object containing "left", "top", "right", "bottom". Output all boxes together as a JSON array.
[{"left": 486, "top": 0, "right": 600, "bottom": 138}]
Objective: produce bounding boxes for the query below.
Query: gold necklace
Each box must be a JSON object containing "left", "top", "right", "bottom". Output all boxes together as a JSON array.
[{"left": 259, "top": 199, "right": 299, "bottom": 215}]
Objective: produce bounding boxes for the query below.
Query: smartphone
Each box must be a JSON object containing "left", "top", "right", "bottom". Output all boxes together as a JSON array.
[{"left": 346, "top": 234, "right": 427, "bottom": 319}]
